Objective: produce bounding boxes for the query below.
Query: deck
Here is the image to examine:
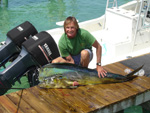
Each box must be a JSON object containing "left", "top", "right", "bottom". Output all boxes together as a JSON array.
[{"left": 0, "top": 61, "right": 150, "bottom": 113}]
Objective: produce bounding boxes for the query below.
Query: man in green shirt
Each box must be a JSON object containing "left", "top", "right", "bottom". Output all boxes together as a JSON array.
[{"left": 52, "top": 16, "right": 107, "bottom": 78}]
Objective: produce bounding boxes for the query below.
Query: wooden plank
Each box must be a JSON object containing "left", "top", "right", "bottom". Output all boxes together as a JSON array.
[
  {"left": 103, "top": 62, "right": 129, "bottom": 75},
  {"left": 6, "top": 90, "right": 37, "bottom": 113},
  {"left": 74, "top": 87, "right": 105, "bottom": 110},
  {"left": 61, "top": 87, "right": 104, "bottom": 112},
  {"left": 30, "top": 86, "right": 75, "bottom": 112},
  {"left": 0, "top": 103, "right": 8, "bottom": 113},
  {"left": 0, "top": 95, "right": 23, "bottom": 113},
  {"left": 18, "top": 88, "right": 59, "bottom": 113},
  {"left": 41, "top": 87, "right": 85, "bottom": 112},
  {"left": 78, "top": 85, "right": 111, "bottom": 106},
  {"left": 91, "top": 77, "right": 150, "bottom": 113},
  {"left": 53, "top": 88, "right": 93, "bottom": 112},
  {"left": 94, "top": 90, "right": 150, "bottom": 113},
  {"left": 123, "top": 77, "right": 150, "bottom": 93}
]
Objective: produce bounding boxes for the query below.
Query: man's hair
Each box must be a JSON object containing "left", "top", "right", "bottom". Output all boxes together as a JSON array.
[{"left": 64, "top": 16, "right": 79, "bottom": 33}]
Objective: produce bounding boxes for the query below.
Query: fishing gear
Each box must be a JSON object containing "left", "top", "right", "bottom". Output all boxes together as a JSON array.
[
  {"left": 0, "top": 21, "right": 38, "bottom": 68},
  {"left": 0, "top": 31, "right": 60, "bottom": 95}
]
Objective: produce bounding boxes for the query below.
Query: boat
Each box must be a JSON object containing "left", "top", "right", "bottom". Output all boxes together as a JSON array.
[{"left": 47, "top": 0, "right": 150, "bottom": 69}]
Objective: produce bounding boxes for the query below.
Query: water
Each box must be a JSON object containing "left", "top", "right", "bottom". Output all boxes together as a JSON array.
[{"left": 0, "top": 0, "right": 131, "bottom": 41}]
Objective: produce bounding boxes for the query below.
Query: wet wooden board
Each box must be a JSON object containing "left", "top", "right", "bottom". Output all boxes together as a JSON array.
[{"left": 0, "top": 62, "right": 150, "bottom": 113}]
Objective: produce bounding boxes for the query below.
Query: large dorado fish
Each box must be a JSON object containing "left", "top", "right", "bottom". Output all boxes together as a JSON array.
[{"left": 38, "top": 63, "right": 143, "bottom": 89}]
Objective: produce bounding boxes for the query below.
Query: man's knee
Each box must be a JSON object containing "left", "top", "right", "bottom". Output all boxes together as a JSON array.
[{"left": 81, "top": 50, "right": 89, "bottom": 59}]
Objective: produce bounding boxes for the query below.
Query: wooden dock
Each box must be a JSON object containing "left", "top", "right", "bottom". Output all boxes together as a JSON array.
[{"left": 0, "top": 62, "right": 150, "bottom": 113}]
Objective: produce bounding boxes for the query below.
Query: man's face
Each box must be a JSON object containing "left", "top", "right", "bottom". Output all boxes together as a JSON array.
[{"left": 65, "top": 22, "right": 77, "bottom": 39}]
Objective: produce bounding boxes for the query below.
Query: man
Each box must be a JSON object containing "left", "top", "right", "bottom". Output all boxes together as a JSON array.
[{"left": 52, "top": 16, "right": 107, "bottom": 78}]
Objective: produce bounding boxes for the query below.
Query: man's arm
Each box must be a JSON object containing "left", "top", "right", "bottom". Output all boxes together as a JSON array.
[{"left": 92, "top": 40, "right": 107, "bottom": 78}]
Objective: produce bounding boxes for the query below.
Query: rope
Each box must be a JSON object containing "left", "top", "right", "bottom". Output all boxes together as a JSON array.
[{"left": 16, "top": 89, "right": 24, "bottom": 113}]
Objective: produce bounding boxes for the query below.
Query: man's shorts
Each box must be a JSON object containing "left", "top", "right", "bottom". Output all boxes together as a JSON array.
[{"left": 72, "top": 49, "right": 93, "bottom": 66}]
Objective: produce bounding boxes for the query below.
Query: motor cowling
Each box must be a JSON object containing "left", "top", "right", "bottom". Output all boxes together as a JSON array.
[
  {"left": 0, "top": 31, "right": 60, "bottom": 95},
  {"left": 7, "top": 21, "right": 38, "bottom": 47},
  {"left": 0, "top": 21, "right": 38, "bottom": 67},
  {"left": 22, "top": 31, "right": 60, "bottom": 66}
]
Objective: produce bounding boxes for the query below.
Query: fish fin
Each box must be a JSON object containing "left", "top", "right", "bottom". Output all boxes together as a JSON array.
[
  {"left": 44, "top": 63, "right": 96, "bottom": 71},
  {"left": 125, "top": 65, "right": 144, "bottom": 77},
  {"left": 44, "top": 63, "right": 78, "bottom": 68}
]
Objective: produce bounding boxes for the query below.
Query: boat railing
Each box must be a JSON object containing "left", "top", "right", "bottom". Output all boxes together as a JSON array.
[
  {"left": 103, "top": 0, "right": 150, "bottom": 52},
  {"left": 103, "top": 0, "right": 118, "bottom": 29},
  {"left": 132, "top": 0, "right": 150, "bottom": 51},
  {"left": 140, "top": 0, "right": 150, "bottom": 29}
]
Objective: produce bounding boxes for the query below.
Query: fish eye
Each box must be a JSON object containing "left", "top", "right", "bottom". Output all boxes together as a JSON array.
[{"left": 59, "top": 76, "right": 63, "bottom": 79}]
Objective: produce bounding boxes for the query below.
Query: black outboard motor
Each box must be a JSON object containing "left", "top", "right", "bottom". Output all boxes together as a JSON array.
[
  {"left": 0, "top": 21, "right": 38, "bottom": 68},
  {"left": 0, "top": 31, "right": 60, "bottom": 95}
]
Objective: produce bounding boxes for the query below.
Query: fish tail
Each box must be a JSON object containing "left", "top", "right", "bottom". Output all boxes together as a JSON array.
[
  {"left": 127, "top": 75, "right": 137, "bottom": 81},
  {"left": 120, "top": 76, "right": 136, "bottom": 83},
  {"left": 125, "top": 65, "right": 144, "bottom": 77}
]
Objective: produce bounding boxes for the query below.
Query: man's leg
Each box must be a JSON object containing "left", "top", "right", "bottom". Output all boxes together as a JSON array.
[{"left": 80, "top": 49, "right": 93, "bottom": 67}]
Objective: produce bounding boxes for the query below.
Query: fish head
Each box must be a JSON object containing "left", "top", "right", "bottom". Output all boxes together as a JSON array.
[{"left": 38, "top": 75, "right": 78, "bottom": 89}]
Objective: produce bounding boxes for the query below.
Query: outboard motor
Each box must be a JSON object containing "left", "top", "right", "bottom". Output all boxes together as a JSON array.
[
  {"left": 0, "top": 31, "right": 60, "bottom": 95},
  {"left": 0, "top": 21, "right": 38, "bottom": 68}
]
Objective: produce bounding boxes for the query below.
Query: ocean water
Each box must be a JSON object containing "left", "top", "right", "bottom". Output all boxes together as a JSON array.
[{"left": 0, "top": 0, "right": 131, "bottom": 41}]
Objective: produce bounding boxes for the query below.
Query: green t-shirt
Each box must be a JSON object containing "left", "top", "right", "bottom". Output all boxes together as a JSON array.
[{"left": 58, "top": 28, "right": 96, "bottom": 57}]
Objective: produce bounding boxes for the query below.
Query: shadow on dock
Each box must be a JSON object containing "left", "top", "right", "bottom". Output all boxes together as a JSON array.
[{"left": 120, "top": 53, "right": 150, "bottom": 77}]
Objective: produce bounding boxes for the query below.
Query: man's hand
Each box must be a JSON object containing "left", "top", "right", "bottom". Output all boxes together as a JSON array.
[
  {"left": 66, "top": 55, "right": 75, "bottom": 64},
  {"left": 97, "top": 65, "right": 107, "bottom": 78}
]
